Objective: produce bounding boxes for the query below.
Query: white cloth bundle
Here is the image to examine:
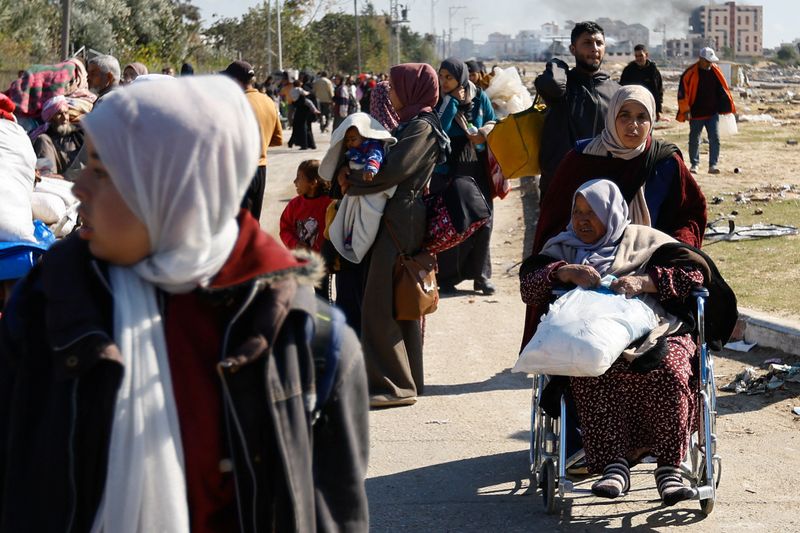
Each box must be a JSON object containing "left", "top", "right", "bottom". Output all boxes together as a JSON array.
[
  {"left": 0, "top": 120, "right": 36, "bottom": 242},
  {"left": 31, "top": 177, "right": 78, "bottom": 230},
  {"left": 513, "top": 284, "right": 658, "bottom": 377},
  {"left": 329, "top": 185, "right": 397, "bottom": 263}
]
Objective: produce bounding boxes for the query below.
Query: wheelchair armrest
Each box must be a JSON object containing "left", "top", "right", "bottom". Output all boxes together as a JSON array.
[{"left": 691, "top": 287, "right": 710, "bottom": 299}]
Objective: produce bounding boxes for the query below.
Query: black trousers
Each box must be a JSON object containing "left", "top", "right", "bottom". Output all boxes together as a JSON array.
[{"left": 241, "top": 165, "right": 267, "bottom": 221}]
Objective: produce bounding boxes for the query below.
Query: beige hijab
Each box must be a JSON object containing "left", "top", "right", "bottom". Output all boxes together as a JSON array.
[{"left": 583, "top": 85, "right": 656, "bottom": 160}]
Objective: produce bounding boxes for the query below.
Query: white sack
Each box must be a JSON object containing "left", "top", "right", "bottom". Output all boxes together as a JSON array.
[
  {"left": 513, "top": 287, "right": 658, "bottom": 377},
  {"left": 0, "top": 120, "right": 37, "bottom": 241},
  {"left": 484, "top": 67, "right": 533, "bottom": 117},
  {"left": 31, "top": 192, "right": 66, "bottom": 224},
  {"left": 329, "top": 186, "right": 397, "bottom": 263}
]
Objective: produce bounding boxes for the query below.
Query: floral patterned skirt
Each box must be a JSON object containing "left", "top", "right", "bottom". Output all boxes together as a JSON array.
[{"left": 570, "top": 334, "right": 698, "bottom": 474}]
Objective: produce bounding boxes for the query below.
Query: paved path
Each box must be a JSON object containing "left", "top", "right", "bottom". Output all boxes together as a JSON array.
[{"left": 264, "top": 131, "right": 800, "bottom": 532}]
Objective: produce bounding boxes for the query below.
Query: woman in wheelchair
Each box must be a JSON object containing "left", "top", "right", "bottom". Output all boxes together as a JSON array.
[{"left": 520, "top": 179, "right": 735, "bottom": 506}]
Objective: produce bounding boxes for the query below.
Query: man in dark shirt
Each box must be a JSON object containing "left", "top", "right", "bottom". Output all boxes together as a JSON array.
[
  {"left": 676, "top": 47, "right": 735, "bottom": 174},
  {"left": 620, "top": 44, "right": 663, "bottom": 121},
  {"left": 534, "top": 21, "right": 620, "bottom": 199}
]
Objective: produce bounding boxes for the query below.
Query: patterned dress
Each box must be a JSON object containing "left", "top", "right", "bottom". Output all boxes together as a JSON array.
[{"left": 520, "top": 262, "right": 704, "bottom": 473}]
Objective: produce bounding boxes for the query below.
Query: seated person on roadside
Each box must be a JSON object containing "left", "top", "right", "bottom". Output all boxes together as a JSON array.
[
  {"left": 30, "top": 95, "right": 92, "bottom": 174},
  {"left": 520, "top": 179, "right": 735, "bottom": 506}
]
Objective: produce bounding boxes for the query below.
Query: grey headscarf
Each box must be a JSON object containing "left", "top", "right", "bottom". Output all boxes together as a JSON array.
[{"left": 540, "top": 179, "right": 630, "bottom": 275}]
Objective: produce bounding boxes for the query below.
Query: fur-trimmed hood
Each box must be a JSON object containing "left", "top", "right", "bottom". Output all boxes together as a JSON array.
[{"left": 319, "top": 112, "right": 396, "bottom": 181}]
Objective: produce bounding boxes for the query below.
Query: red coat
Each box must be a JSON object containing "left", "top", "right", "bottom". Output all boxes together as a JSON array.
[{"left": 279, "top": 194, "right": 332, "bottom": 252}]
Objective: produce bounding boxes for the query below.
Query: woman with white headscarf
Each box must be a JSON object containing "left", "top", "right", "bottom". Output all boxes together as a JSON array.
[
  {"left": 520, "top": 179, "right": 735, "bottom": 506},
  {"left": 0, "top": 76, "right": 369, "bottom": 533}
]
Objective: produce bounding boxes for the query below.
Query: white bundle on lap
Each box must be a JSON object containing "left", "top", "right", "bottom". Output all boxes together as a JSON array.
[
  {"left": 513, "top": 286, "right": 658, "bottom": 377},
  {"left": 0, "top": 120, "right": 36, "bottom": 242}
]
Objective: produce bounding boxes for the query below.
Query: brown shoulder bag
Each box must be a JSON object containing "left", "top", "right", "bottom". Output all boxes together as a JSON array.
[{"left": 385, "top": 221, "right": 439, "bottom": 321}]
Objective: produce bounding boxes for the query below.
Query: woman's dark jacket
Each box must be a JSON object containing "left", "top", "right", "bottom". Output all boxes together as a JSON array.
[{"left": 0, "top": 232, "right": 369, "bottom": 533}]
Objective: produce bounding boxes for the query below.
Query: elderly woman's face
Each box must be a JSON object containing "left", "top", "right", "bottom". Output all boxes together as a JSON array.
[
  {"left": 572, "top": 194, "right": 607, "bottom": 245},
  {"left": 438, "top": 68, "right": 460, "bottom": 95},
  {"left": 73, "top": 137, "right": 151, "bottom": 265},
  {"left": 615, "top": 100, "right": 651, "bottom": 149}
]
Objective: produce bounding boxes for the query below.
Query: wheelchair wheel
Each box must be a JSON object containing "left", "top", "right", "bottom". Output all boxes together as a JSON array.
[
  {"left": 699, "top": 467, "right": 715, "bottom": 515},
  {"left": 540, "top": 458, "right": 557, "bottom": 514},
  {"left": 699, "top": 456, "right": 721, "bottom": 516}
]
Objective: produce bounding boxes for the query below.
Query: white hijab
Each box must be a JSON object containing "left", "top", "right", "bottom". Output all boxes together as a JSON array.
[
  {"left": 582, "top": 85, "right": 656, "bottom": 160},
  {"left": 540, "top": 179, "right": 630, "bottom": 275},
  {"left": 82, "top": 76, "right": 260, "bottom": 533}
]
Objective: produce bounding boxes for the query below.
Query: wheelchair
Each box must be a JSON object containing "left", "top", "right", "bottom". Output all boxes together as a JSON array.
[{"left": 529, "top": 288, "right": 720, "bottom": 515}]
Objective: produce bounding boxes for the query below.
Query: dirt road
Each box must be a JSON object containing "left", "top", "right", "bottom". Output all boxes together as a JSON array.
[{"left": 263, "top": 130, "right": 800, "bottom": 532}]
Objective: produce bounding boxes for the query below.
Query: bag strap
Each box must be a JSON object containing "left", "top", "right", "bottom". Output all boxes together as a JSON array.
[{"left": 383, "top": 219, "right": 404, "bottom": 254}]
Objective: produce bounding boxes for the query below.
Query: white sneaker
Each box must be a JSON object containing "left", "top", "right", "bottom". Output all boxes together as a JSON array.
[{"left": 690, "top": 165, "right": 699, "bottom": 173}]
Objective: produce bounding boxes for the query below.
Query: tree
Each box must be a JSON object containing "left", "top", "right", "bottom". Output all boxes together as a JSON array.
[{"left": 776, "top": 44, "right": 800, "bottom": 66}]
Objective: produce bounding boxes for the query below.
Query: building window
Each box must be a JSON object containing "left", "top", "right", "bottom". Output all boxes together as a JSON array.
[
  {"left": 746, "top": 16, "right": 750, "bottom": 25},
  {"left": 745, "top": 45, "right": 749, "bottom": 52},
  {"left": 738, "top": 16, "right": 741, "bottom": 25},
  {"left": 715, "top": 16, "right": 719, "bottom": 25},
  {"left": 754, "top": 36, "right": 758, "bottom": 43},
  {"left": 746, "top": 35, "right": 749, "bottom": 43}
]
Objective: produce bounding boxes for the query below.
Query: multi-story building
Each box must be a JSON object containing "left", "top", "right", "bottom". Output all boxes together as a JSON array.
[{"left": 691, "top": 2, "right": 763, "bottom": 58}]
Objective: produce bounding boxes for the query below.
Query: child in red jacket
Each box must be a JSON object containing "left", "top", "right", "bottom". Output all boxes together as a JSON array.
[{"left": 279, "top": 159, "right": 332, "bottom": 253}]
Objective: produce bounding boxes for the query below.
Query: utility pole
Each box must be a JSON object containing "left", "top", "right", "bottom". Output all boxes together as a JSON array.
[
  {"left": 389, "top": 0, "right": 409, "bottom": 66},
  {"left": 60, "top": 0, "right": 71, "bottom": 60},
  {"left": 430, "top": 0, "right": 438, "bottom": 36},
  {"left": 277, "top": 0, "right": 283, "bottom": 71},
  {"left": 448, "top": 6, "right": 465, "bottom": 57},
  {"left": 463, "top": 16, "right": 476, "bottom": 41},
  {"left": 266, "top": 0, "right": 272, "bottom": 74},
  {"left": 354, "top": 0, "right": 362, "bottom": 72},
  {"left": 471, "top": 23, "right": 482, "bottom": 43}
]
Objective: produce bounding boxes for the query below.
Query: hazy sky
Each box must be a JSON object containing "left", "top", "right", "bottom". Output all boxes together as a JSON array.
[{"left": 192, "top": 0, "right": 798, "bottom": 49}]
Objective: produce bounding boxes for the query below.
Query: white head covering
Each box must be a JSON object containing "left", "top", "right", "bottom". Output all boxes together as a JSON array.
[
  {"left": 319, "top": 112, "right": 396, "bottom": 181},
  {"left": 540, "top": 179, "right": 630, "bottom": 275},
  {"left": 82, "top": 76, "right": 259, "bottom": 533},
  {"left": 582, "top": 85, "right": 656, "bottom": 161},
  {"left": 83, "top": 75, "right": 259, "bottom": 293}
]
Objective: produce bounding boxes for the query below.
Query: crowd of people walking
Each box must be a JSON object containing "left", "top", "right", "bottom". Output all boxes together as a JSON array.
[{"left": 0, "top": 17, "right": 739, "bottom": 532}]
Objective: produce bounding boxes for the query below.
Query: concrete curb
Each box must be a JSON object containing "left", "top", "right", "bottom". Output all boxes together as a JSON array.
[{"left": 734, "top": 307, "right": 800, "bottom": 356}]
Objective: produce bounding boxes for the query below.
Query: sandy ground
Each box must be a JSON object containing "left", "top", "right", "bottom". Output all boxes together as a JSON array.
[{"left": 263, "top": 125, "right": 800, "bottom": 532}]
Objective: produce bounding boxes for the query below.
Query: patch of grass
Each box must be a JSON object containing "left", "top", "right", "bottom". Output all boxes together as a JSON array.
[{"left": 702, "top": 199, "right": 800, "bottom": 318}]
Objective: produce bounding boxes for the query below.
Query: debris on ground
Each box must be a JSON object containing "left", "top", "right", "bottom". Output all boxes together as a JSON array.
[
  {"left": 711, "top": 196, "right": 724, "bottom": 205},
  {"left": 738, "top": 114, "right": 778, "bottom": 123},
  {"left": 754, "top": 208, "right": 764, "bottom": 215},
  {"left": 720, "top": 363, "right": 800, "bottom": 395},
  {"left": 705, "top": 219, "right": 799, "bottom": 242},
  {"left": 792, "top": 407, "right": 800, "bottom": 416},
  {"left": 725, "top": 340, "right": 757, "bottom": 352}
]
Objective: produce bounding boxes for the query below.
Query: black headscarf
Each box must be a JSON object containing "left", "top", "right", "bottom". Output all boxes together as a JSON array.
[
  {"left": 439, "top": 57, "right": 469, "bottom": 89},
  {"left": 465, "top": 60, "right": 480, "bottom": 74}
]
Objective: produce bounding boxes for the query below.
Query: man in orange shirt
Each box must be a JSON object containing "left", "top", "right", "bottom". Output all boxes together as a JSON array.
[
  {"left": 676, "top": 47, "right": 735, "bottom": 174},
  {"left": 222, "top": 60, "right": 284, "bottom": 219}
]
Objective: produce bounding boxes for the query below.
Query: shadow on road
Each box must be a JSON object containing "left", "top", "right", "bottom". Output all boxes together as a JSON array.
[
  {"left": 422, "top": 368, "right": 532, "bottom": 396},
  {"left": 367, "top": 450, "right": 709, "bottom": 532}
]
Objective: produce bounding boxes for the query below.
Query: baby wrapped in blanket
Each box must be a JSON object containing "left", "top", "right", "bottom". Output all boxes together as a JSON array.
[{"left": 320, "top": 113, "right": 397, "bottom": 263}]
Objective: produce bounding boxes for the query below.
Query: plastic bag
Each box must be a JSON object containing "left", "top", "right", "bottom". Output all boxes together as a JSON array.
[
  {"left": 513, "top": 284, "right": 658, "bottom": 377},
  {"left": 718, "top": 113, "right": 738, "bottom": 136},
  {"left": 484, "top": 67, "right": 533, "bottom": 118}
]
